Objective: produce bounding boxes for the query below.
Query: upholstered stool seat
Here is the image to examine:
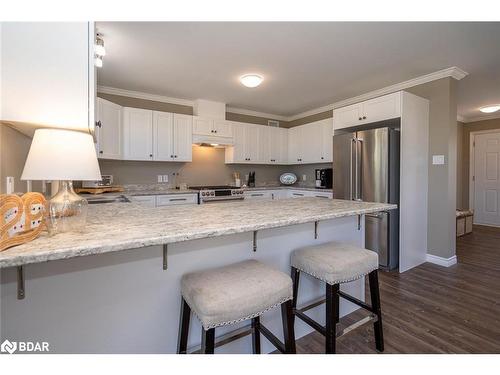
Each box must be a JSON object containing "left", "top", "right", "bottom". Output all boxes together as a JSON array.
[
  {"left": 291, "top": 242, "right": 378, "bottom": 285},
  {"left": 178, "top": 259, "right": 296, "bottom": 354},
  {"left": 181, "top": 259, "right": 293, "bottom": 329},
  {"left": 290, "top": 241, "right": 384, "bottom": 354}
]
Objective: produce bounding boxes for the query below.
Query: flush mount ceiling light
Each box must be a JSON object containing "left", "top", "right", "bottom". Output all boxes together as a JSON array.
[
  {"left": 240, "top": 74, "right": 263, "bottom": 88},
  {"left": 480, "top": 105, "right": 500, "bottom": 113}
]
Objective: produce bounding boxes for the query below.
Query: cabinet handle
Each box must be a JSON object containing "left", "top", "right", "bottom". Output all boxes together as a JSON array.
[
  {"left": 251, "top": 194, "right": 264, "bottom": 197},
  {"left": 149, "top": 154, "right": 153, "bottom": 158},
  {"left": 174, "top": 155, "right": 177, "bottom": 158},
  {"left": 214, "top": 130, "right": 217, "bottom": 133},
  {"left": 95, "top": 121, "right": 102, "bottom": 128},
  {"left": 363, "top": 116, "right": 366, "bottom": 120},
  {"left": 321, "top": 157, "right": 324, "bottom": 160},
  {"left": 171, "top": 155, "right": 174, "bottom": 158},
  {"left": 169, "top": 198, "right": 187, "bottom": 202},
  {"left": 358, "top": 117, "right": 362, "bottom": 121},
  {"left": 99, "top": 150, "right": 103, "bottom": 154}
]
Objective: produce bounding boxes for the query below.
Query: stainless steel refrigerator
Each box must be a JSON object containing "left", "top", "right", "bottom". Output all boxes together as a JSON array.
[{"left": 333, "top": 127, "right": 400, "bottom": 270}]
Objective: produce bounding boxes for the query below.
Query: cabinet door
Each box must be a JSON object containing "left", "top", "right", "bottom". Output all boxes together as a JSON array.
[
  {"left": 96, "top": 98, "right": 122, "bottom": 159},
  {"left": 193, "top": 116, "right": 213, "bottom": 136},
  {"left": 153, "top": 111, "right": 174, "bottom": 161},
  {"left": 257, "top": 126, "right": 270, "bottom": 163},
  {"left": 245, "top": 125, "right": 260, "bottom": 163},
  {"left": 129, "top": 195, "right": 156, "bottom": 207},
  {"left": 123, "top": 107, "right": 153, "bottom": 160},
  {"left": 225, "top": 122, "right": 246, "bottom": 163},
  {"left": 321, "top": 119, "right": 333, "bottom": 162},
  {"left": 213, "top": 119, "right": 233, "bottom": 138},
  {"left": 173, "top": 114, "right": 193, "bottom": 162},
  {"left": 268, "top": 127, "right": 279, "bottom": 163},
  {"left": 361, "top": 92, "right": 401, "bottom": 124},
  {"left": 302, "top": 122, "right": 322, "bottom": 163},
  {"left": 333, "top": 103, "right": 363, "bottom": 130},
  {"left": 244, "top": 190, "right": 273, "bottom": 200},
  {"left": 288, "top": 126, "right": 302, "bottom": 163},
  {"left": 156, "top": 194, "right": 197, "bottom": 206}
]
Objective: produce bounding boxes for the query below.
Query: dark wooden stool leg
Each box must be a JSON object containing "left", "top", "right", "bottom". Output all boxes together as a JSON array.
[
  {"left": 291, "top": 267, "right": 300, "bottom": 325},
  {"left": 369, "top": 270, "right": 384, "bottom": 352},
  {"left": 251, "top": 317, "right": 261, "bottom": 354},
  {"left": 325, "top": 283, "right": 339, "bottom": 354},
  {"left": 201, "top": 328, "right": 215, "bottom": 354},
  {"left": 281, "top": 300, "right": 296, "bottom": 353},
  {"left": 177, "top": 298, "right": 191, "bottom": 354}
]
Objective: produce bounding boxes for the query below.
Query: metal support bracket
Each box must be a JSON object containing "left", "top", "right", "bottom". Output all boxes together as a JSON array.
[
  {"left": 17, "top": 266, "right": 25, "bottom": 300},
  {"left": 163, "top": 244, "right": 168, "bottom": 270},
  {"left": 253, "top": 231, "right": 257, "bottom": 252},
  {"left": 314, "top": 221, "right": 319, "bottom": 239}
]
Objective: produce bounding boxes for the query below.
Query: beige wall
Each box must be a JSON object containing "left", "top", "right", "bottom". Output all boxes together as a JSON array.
[
  {"left": 457, "top": 117, "right": 500, "bottom": 209},
  {"left": 0, "top": 124, "right": 42, "bottom": 194},
  {"left": 407, "top": 77, "right": 457, "bottom": 259},
  {"left": 287, "top": 110, "right": 333, "bottom": 128},
  {"left": 97, "top": 93, "right": 193, "bottom": 115}
]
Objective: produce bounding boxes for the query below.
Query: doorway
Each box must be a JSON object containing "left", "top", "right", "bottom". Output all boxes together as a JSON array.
[{"left": 470, "top": 130, "right": 500, "bottom": 227}]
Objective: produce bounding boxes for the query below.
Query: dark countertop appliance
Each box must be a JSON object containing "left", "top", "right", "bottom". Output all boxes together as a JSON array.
[{"left": 315, "top": 168, "right": 333, "bottom": 189}]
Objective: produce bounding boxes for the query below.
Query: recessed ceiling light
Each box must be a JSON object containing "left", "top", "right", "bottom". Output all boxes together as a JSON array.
[
  {"left": 240, "top": 74, "right": 263, "bottom": 88},
  {"left": 479, "top": 105, "right": 500, "bottom": 113}
]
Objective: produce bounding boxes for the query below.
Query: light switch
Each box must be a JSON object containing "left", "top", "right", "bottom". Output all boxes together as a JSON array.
[
  {"left": 163, "top": 175, "right": 169, "bottom": 183},
  {"left": 157, "top": 175, "right": 163, "bottom": 183},
  {"left": 432, "top": 155, "right": 445, "bottom": 165},
  {"left": 302, "top": 174, "right": 307, "bottom": 181}
]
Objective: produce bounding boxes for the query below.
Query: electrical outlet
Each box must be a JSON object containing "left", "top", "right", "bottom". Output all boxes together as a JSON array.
[
  {"left": 302, "top": 174, "right": 307, "bottom": 181},
  {"left": 157, "top": 175, "right": 163, "bottom": 183},
  {"left": 163, "top": 175, "right": 169, "bottom": 183}
]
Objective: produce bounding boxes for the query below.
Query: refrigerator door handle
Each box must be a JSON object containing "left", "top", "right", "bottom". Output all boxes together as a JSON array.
[
  {"left": 350, "top": 138, "right": 355, "bottom": 200},
  {"left": 355, "top": 137, "right": 363, "bottom": 201}
]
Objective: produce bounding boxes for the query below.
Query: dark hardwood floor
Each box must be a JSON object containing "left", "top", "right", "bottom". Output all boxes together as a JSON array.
[{"left": 294, "top": 225, "right": 500, "bottom": 353}]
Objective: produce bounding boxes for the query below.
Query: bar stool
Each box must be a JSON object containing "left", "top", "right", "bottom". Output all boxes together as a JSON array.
[
  {"left": 290, "top": 241, "right": 383, "bottom": 354},
  {"left": 177, "top": 260, "right": 296, "bottom": 354}
]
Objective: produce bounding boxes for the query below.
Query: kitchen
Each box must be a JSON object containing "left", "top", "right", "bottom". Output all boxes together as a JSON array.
[{"left": 1, "top": 17, "right": 500, "bottom": 367}]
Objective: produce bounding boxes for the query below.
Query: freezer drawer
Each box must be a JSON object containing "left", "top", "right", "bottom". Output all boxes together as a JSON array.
[{"left": 365, "top": 211, "right": 390, "bottom": 268}]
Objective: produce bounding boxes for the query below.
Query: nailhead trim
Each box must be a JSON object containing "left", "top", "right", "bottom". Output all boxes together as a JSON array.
[
  {"left": 291, "top": 263, "right": 378, "bottom": 285},
  {"left": 187, "top": 295, "right": 293, "bottom": 330}
]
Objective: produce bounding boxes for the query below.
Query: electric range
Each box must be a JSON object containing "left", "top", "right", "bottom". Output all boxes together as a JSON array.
[{"left": 189, "top": 185, "right": 245, "bottom": 203}]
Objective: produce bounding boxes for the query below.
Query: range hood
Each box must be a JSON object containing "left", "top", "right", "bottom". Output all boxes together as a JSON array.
[{"left": 192, "top": 134, "right": 234, "bottom": 147}]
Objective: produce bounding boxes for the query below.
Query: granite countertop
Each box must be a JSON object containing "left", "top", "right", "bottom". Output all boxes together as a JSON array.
[{"left": 0, "top": 198, "right": 396, "bottom": 268}]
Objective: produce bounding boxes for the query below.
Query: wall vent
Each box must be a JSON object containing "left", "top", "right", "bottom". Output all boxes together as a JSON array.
[{"left": 268, "top": 120, "right": 280, "bottom": 127}]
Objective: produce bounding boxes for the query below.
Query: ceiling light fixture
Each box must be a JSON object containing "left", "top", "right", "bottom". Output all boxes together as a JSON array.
[
  {"left": 479, "top": 105, "right": 500, "bottom": 113},
  {"left": 240, "top": 74, "right": 263, "bottom": 88}
]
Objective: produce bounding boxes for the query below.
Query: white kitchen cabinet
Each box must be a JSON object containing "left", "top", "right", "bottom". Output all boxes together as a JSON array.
[
  {"left": 289, "top": 190, "right": 309, "bottom": 198},
  {"left": 96, "top": 98, "right": 122, "bottom": 160},
  {"left": 244, "top": 190, "right": 273, "bottom": 200},
  {"left": 288, "top": 122, "right": 324, "bottom": 164},
  {"left": 1, "top": 22, "right": 95, "bottom": 133},
  {"left": 321, "top": 119, "right": 333, "bottom": 162},
  {"left": 225, "top": 122, "right": 260, "bottom": 163},
  {"left": 123, "top": 107, "right": 154, "bottom": 160},
  {"left": 268, "top": 127, "right": 288, "bottom": 164},
  {"left": 128, "top": 195, "right": 156, "bottom": 208},
  {"left": 193, "top": 117, "right": 233, "bottom": 138},
  {"left": 153, "top": 111, "right": 174, "bottom": 161},
  {"left": 311, "top": 191, "right": 333, "bottom": 199},
  {"left": 172, "top": 114, "right": 193, "bottom": 162},
  {"left": 288, "top": 126, "right": 303, "bottom": 163},
  {"left": 156, "top": 194, "right": 197, "bottom": 206},
  {"left": 333, "top": 92, "right": 401, "bottom": 130}
]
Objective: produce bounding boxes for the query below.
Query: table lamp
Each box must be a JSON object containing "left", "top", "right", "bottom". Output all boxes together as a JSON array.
[{"left": 21, "top": 128, "right": 101, "bottom": 234}]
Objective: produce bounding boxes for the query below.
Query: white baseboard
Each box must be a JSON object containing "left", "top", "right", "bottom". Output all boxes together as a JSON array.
[{"left": 426, "top": 254, "right": 457, "bottom": 267}]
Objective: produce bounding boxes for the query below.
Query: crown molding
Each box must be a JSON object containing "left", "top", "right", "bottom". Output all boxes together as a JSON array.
[
  {"left": 97, "top": 86, "right": 194, "bottom": 107},
  {"left": 331, "top": 66, "right": 468, "bottom": 110},
  {"left": 460, "top": 112, "right": 500, "bottom": 124},
  {"left": 457, "top": 115, "right": 466, "bottom": 123},
  {"left": 225, "top": 107, "right": 289, "bottom": 122},
  {"left": 287, "top": 104, "right": 335, "bottom": 122}
]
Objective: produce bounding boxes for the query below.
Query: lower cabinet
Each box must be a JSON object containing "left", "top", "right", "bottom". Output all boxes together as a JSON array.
[
  {"left": 244, "top": 189, "right": 332, "bottom": 200},
  {"left": 244, "top": 190, "right": 274, "bottom": 200},
  {"left": 129, "top": 194, "right": 198, "bottom": 207}
]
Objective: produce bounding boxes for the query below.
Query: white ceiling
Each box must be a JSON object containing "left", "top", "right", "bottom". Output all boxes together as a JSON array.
[{"left": 96, "top": 22, "right": 500, "bottom": 120}]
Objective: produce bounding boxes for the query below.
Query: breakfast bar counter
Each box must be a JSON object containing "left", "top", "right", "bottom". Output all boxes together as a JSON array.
[{"left": 1, "top": 198, "right": 395, "bottom": 353}]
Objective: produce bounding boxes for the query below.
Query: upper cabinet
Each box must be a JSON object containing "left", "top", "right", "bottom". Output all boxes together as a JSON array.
[
  {"left": 193, "top": 117, "right": 233, "bottom": 138},
  {"left": 96, "top": 98, "right": 122, "bottom": 160},
  {"left": 123, "top": 107, "right": 154, "bottom": 161},
  {"left": 333, "top": 92, "right": 401, "bottom": 130},
  {"left": 1, "top": 22, "right": 95, "bottom": 132},
  {"left": 288, "top": 120, "right": 331, "bottom": 164},
  {"left": 172, "top": 114, "right": 193, "bottom": 162},
  {"left": 268, "top": 127, "right": 288, "bottom": 164},
  {"left": 225, "top": 122, "right": 260, "bottom": 163}
]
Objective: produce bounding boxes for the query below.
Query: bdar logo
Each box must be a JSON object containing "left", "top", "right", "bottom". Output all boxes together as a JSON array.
[{"left": 1, "top": 340, "right": 17, "bottom": 354}]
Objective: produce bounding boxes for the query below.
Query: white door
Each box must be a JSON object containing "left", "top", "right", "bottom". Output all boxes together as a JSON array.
[
  {"left": 321, "top": 119, "right": 333, "bottom": 162},
  {"left": 245, "top": 125, "right": 260, "bottom": 163},
  {"left": 213, "top": 119, "right": 233, "bottom": 138},
  {"left": 474, "top": 132, "right": 500, "bottom": 226},
  {"left": 123, "top": 107, "right": 153, "bottom": 160},
  {"left": 96, "top": 98, "right": 122, "bottom": 159},
  {"left": 193, "top": 117, "right": 213, "bottom": 136},
  {"left": 173, "top": 114, "right": 193, "bottom": 162},
  {"left": 153, "top": 111, "right": 174, "bottom": 161},
  {"left": 333, "top": 103, "right": 363, "bottom": 130},
  {"left": 288, "top": 126, "right": 302, "bottom": 163}
]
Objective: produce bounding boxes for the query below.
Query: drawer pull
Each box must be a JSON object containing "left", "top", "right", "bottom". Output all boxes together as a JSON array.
[{"left": 169, "top": 198, "right": 187, "bottom": 202}]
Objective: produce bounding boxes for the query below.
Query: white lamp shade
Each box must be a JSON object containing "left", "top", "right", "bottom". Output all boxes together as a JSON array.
[{"left": 21, "top": 128, "right": 101, "bottom": 181}]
